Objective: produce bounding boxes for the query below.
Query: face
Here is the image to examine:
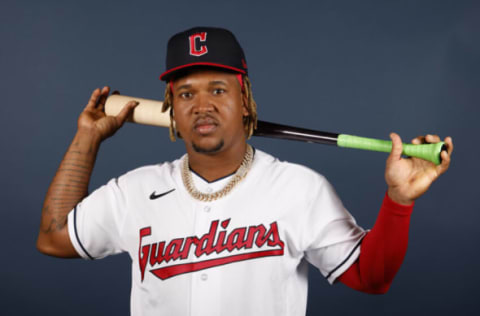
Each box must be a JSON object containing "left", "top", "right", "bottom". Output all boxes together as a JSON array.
[{"left": 171, "top": 69, "right": 249, "bottom": 155}]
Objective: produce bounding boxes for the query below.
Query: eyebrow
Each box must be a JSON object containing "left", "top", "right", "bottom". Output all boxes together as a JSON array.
[
  {"left": 175, "top": 80, "right": 228, "bottom": 91},
  {"left": 176, "top": 84, "right": 192, "bottom": 91},
  {"left": 208, "top": 80, "right": 227, "bottom": 86}
]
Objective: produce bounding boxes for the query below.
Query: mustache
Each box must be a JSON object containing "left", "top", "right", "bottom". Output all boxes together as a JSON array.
[{"left": 194, "top": 114, "right": 219, "bottom": 127}]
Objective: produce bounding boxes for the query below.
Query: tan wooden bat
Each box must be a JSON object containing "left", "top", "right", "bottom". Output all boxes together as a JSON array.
[{"left": 105, "top": 95, "right": 170, "bottom": 127}]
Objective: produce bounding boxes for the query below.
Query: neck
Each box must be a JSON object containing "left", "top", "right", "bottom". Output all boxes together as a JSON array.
[{"left": 186, "top": 142, "right": 247, "bottom": 182}]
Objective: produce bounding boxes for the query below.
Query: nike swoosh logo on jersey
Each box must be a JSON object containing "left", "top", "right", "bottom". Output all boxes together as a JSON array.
[{"left": 150, "top": 189, "right": 175, "bottom": 200}]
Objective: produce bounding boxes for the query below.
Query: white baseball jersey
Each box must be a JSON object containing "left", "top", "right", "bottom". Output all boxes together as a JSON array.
[{"left": 67, "top": 149, "right": 366, "bottom": 316}]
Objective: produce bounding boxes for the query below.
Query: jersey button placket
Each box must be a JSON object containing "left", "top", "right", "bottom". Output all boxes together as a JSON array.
[
  {"left": 190, "top": 192, "right": 217, "bottom": 315},
  {"left": 191, "top": 201, "right": 220, "bottom": 316},
  {"left": 191, "top": 269, "right": 221, "bottom": 316}
]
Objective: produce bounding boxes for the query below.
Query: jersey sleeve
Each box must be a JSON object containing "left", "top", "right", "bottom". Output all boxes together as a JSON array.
[
  {"left": 67, "top": 177, "right": 128, "bottom": 260},
  {"left": 302, "top": 176, "right": 366, "bottom": 284}
]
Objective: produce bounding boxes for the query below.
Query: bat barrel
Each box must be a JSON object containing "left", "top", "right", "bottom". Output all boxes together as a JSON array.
[
  {"left": 105, "top": 95, "right": 168, "bottom": 127},
  {"left": 254, "top": 120, "right": 339, "bottom": 145}
]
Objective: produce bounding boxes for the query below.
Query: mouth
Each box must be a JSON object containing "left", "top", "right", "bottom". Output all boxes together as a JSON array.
[{"left": 193, "top": 117, "right": 218, "bottom": 135}]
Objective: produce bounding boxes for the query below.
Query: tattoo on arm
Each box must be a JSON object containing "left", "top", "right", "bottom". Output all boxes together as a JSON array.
[
  {"left": 41, "top": 210, "right": 67, "bottom": 233},
  {"left": 40, "top": 132, "right": 100, "bottom": 237}
]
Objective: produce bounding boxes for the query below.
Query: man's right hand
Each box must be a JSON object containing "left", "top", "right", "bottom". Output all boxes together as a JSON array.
[
  {"left": 37, "top": 87, "right": 138, "bottom": 258},
  {"left": 77, "top": 86, "right": 139, "bottom": 142}
]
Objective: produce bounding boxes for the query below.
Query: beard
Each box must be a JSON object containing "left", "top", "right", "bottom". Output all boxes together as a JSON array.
[{"left": 192, "top": 139, "right": 224, "bottom": 154}]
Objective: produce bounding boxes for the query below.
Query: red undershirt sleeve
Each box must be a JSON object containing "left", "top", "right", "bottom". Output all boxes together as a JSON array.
[{"left": 338, "top": 192, "right": 414, "bottom": 294}]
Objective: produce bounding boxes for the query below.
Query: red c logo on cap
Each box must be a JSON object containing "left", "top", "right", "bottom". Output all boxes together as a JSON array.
[{"left": 189, "top": 32, "right": 208, "bottom": 57}]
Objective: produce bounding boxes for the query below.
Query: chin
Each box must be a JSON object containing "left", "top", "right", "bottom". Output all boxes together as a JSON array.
[{"left": 192, "top": 140, "right": 225, "bottom": 154}]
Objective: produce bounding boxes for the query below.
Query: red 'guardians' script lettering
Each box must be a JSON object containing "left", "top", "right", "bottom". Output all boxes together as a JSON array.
[
  {"left": 138, "top": 219, "right": 284, "bottom": 281},
  {"left": 189, "top": 32, "right": 208, "bottom": 56}
]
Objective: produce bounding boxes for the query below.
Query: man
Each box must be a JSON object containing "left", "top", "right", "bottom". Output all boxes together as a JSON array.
[{"left": 37, "top": 27, "right": 453, "bottom": 316}]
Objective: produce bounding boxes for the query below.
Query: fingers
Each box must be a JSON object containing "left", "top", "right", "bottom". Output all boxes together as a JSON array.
[
  {"left": 411, "top": 134, "right": 441, "bottom": 144},
  {"left": 437, "top": 136, "right": 453, "bottom": 175},
  {"left": 116, "top": 100, "right": 139, "bottom": 127},
  {"left": 426, "top": 134, "right": 441, "bottom": 143},
  {"left": 444, "top": 136, "right": 454, "bottom": 154},
  {"left": 411, "top": 134, "right": 453, "bottom": 172},
  {"left": 388, "top": 132, "right": 403, "bottom": 162},
  {"left": 411, "top": 135, "right": 423, "bottom": 144},
  {"left": 85, "top": 88, "right": 102, "bottom": 110},
  {"left": 437, "top": 149, "right": 451, "bottom": 175},
  {"left": 85, "top": 86, "right": 111, "bottom": 110},
  {"left": 96, "top": 86, "right": 110, "bottom": 110}
]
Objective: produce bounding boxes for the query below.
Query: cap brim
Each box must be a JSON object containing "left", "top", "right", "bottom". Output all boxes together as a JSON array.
[{"left": 159, "top": 62, "right": 246, "bottom": 81}]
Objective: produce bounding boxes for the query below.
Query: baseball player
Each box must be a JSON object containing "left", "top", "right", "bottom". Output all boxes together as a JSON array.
[{"left": 37, "top": 27, "right": 453, "bottom": 316}]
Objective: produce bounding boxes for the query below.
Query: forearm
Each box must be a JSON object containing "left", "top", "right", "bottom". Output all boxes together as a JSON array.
[
  {"left": 37, "top": 130, "right": 101, "bottom": 257},
  {"left": 339, "top": 192, "right": 413, "bottom": 294}
]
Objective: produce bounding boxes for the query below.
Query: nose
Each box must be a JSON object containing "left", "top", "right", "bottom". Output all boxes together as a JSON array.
[{"left": 192, "top": 93, "right": 214, "bottom": 114}]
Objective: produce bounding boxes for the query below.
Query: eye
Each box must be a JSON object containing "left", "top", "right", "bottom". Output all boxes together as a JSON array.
[
  {"left": 213, "top": 88, "right": 225, "bottom": 95},
  {"left": 179, "top": 92, "right": 193, "bottom": 99}
]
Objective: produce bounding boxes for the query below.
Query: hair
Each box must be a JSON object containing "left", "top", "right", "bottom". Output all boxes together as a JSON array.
[{"left": 161, "top": 74, "right": 258, "bottom": 142}]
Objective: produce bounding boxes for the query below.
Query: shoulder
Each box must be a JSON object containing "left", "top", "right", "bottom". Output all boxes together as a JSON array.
[
  {"left": 113, "top": 156, "right": 184, "bottom": 188},
  {"left": 249, "top": 148, "right": 344, "bottom": 217},
  {"left": 252, "top": 148, "right": 329, "bottom": 189}
]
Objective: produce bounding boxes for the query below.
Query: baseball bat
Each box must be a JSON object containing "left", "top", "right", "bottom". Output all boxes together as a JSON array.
[{"left": 105, "top": 95, "right": 446, "bottom": 165}]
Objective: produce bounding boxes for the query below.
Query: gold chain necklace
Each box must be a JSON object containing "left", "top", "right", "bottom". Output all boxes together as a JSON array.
[{"left": 181, "top": 145, "right": 254, "bottom": 201}]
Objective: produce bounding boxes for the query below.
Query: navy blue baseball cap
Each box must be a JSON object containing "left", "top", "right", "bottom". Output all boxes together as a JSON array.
[{"left": 160, "top": 27, "right": 248, "bottom": 81}]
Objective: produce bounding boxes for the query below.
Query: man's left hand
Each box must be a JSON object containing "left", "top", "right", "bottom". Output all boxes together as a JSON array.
[{"left": 385, "top": 133, "right": 453, "bottom": 205}]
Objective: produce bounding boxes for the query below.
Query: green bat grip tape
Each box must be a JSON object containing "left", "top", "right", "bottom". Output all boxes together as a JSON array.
[{"left": 337, "top": 134, "right": 445, "bottom": 165}]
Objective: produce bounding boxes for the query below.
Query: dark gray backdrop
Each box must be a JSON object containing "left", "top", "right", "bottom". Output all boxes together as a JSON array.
[{"left": 1, "top": 0, "right": 478, "bottom": 315}]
